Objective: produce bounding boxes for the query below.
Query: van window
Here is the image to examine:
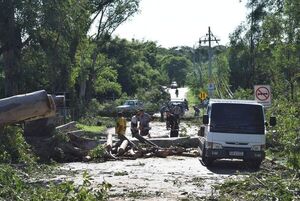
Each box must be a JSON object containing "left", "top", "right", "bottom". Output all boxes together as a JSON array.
[{"left": 210, "top": 103, "right": 264, "bottom": 134}]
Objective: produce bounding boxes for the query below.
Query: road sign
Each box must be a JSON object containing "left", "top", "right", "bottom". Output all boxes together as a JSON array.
[
  {"left": 208, "top": 83, "right": 214, "bottom": 90},
  {"left": 254, "top": 85, "right": 271, "bottom": 106},
  {"left": 198, "top": 91, "right": 208, "bottom": 101}
]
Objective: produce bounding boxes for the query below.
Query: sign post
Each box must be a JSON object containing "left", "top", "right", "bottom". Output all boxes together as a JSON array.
[
  {"left": 208, "top": 83, "right": 214, "bottom": 97},
  {"left": 254, "top": 85, "right": 271, "bottom": 107}
]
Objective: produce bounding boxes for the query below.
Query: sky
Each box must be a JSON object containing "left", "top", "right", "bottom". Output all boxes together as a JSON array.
[{"left": 113, "top": 0, "right": 249, "bottom": 48}]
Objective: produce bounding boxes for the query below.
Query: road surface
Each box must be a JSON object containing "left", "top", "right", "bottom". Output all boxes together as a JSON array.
[
  {"left": 54, "top": 121, "right": 254, "bottom": 200},
  {"left": 169, "top": 87, "right": 188, "bottom": 100}
]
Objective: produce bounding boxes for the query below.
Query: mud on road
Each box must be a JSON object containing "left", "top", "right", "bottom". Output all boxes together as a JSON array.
[{"left": 56, "top": 121, "right": 255, "bottom": 200}]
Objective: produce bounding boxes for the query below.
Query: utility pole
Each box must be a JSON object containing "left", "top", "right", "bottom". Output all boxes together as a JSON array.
[{"left": 199, "top": 27, "right": 220, "bottom": 98}]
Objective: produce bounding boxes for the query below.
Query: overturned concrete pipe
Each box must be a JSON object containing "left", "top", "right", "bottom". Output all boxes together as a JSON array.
[
  {"left": 118, "top": 140, "right": 129, "bottom": 155},
  {"left": 106, "top": 133, "right": 113, "bottom": 151},
  {"left": 0, "top": 90, "right": 56, "bottom": 125}
]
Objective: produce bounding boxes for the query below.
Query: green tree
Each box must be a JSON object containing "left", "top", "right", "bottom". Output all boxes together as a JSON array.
[
  {"left": 162, "top": 56, "right": 192, "bottom": 87},
  {"left": 81, "top": 0, "right": 140, "bottom": 100}
]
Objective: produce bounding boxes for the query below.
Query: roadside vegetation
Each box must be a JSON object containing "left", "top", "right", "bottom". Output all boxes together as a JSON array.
[
  {"left": 0, "top": 126, "right": 111, "bottom": 200},
  {"left": 0, "top": 0, "right": 299, "bottom": 200}
]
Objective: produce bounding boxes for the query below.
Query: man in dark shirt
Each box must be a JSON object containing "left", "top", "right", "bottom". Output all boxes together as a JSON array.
[
  {"left": 138, "top": 109, "right": 152, "bottom": 136},
  {"left": 166, "top": 110, "right": 179, "bottom": 137}
]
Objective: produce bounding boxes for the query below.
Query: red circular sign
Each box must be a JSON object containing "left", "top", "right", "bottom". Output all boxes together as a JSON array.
[{"left": 255, "top": 87, "right": 270, "bottom": 101}]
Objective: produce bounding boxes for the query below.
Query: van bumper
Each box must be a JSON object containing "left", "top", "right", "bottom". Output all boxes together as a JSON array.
[{"left": 205, "top": 148, "right": 265, "bottom": 160}]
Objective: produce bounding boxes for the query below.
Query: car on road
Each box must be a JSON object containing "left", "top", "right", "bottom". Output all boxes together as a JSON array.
[
  {"left": 116, "top": 100, "right": 143, "bottom": 115},
  {"left": 170, "top": 81, "right": 178, "bottom": 89}
]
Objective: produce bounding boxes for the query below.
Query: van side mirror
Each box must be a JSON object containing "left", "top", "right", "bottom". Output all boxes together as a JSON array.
[
  {"left": 203, "top": 114, "right": 209, "bottom": 125},
  {"left": 198, "top": 126, "right": 205, "bottom": 137},
  {"left": 270, "top": 116, "right": 276, "bottom": 126}
]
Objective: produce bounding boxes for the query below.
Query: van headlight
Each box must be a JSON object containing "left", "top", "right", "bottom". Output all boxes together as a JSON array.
[
  {"left": 251, "top": 145, "right": 265, "bottom": 151},
  {"left": 207, "top": 142, "right": 223, "bottom": 149}
]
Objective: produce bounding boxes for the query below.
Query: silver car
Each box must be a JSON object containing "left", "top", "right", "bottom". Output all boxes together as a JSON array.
[{"left": 116, "top": 100, "right": 143, "bottom": 114}]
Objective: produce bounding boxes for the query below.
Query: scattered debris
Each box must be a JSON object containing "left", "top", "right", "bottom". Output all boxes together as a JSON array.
[{"left": 102, "top": 132, "right": 199, "bottom": 160}]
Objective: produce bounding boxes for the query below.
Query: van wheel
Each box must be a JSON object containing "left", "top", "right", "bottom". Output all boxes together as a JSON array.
[
  {"left": 170, "top": 129, "right": 179, "bottom": 137},
  {"left": 251, "top": 160, "right": 262, "bottom": 169},
  {"left": 202, "top": 147, "right": 214, "bottom": 167}
]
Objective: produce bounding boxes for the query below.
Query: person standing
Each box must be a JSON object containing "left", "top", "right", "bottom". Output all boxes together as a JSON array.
[
  {"left": 159, "top": 104, "right": 167, "bottom": 122},
  {"left": 166, "top": 110, "right": 179, "bottom": 137},
  {"left": 173, "top": 104, "right": 182, "bottom": 123},
  {"left": 130, "top": 111, "right": 139, "bottom": 137},
  {"left": 193, "top": 105, "right": 200, "bottom": 117},
  {"left": 184, "top": 99, "right": 189, "bottom": 111},
  {"left": 115, "top": 111, "right": 127, "bottom": 141},
  {"left": 138, "top": 109, "right": 152, "bottom": 136}
]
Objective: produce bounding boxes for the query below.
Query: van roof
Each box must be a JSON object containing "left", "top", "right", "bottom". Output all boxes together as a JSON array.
[{"left": 209, "top": 99, "right": 261, "bottom": 105}]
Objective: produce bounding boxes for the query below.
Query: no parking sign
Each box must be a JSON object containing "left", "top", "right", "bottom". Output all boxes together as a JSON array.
[{"left": 254, "top": 85, "right": 271, "bottom": 106}]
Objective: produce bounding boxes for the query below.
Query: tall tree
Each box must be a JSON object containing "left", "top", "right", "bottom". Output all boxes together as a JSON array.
[
  {"left": 78, "top": 0, "right": 140, "bottom": 100},
  {"left": 162, "top": 56, "right": 192, "bottom": 87},
  {"left": 0, "top": 1, "right": 39, "bottom": 96}
]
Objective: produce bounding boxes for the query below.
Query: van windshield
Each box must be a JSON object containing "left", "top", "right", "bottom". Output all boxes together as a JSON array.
[{"left": 210, "top": 103, "right": 264, "bottom": 134}]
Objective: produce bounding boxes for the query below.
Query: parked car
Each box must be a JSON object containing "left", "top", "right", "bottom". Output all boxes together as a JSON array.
[
  {"left": 170, "top": 81, "right": 178, "bottom": 89},
  {"left": 116, "top": 100, "right": 143, "bottom": 115}
]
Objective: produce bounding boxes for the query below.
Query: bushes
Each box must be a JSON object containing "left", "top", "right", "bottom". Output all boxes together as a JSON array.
[
  {"left": 0, "top": 126, "right": 36, "bottom": 165},
  {"left": 266, "top": 98, "right": 300, "bottom": 171},
  {"left": 89, "top": 145, "right": 106, "bottom": 161},
  {"left": 0, "top": 165, "right": 111, "bottom": 200},
  {"left": 136, "top": 86, "right": 170, "bottom": 113},
  {"left": 213, "top": 169, "right": 299, "bottom": 201}
]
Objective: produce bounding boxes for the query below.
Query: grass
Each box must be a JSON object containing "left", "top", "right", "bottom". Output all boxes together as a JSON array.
[
  {"left": 76, "top": 123, "right": 106, "bottom": 133},
  {"left": 187, "top": 89, "right": 200, "bottom": 107}
]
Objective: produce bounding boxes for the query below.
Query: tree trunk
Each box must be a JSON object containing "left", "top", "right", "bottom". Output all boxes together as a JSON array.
[{"left": 1, "top": 1, "right": 22, "bottom": 96}]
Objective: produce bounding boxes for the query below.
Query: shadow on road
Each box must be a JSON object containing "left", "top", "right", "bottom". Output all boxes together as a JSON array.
[{"left": 199, "top": 158, "right": 260, "bottom": 175}]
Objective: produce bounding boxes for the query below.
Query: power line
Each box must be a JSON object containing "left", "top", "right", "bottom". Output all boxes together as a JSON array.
[{"left": 199, "top": 26, "right": 220, "bottom": 97}]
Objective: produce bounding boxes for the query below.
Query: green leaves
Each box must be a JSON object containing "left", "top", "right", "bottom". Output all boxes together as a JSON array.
[
  {"left": 214, "top": 170, "right": 299, "bottom": 201},
  {"left": 0, "top": 126, "right": 37, "bottom": 164},
  {"left": 267, "top": 98, "right": 300, "bottom": 171},
  {"left": 162, "top": 55, "right": 192, "bottom": 87},
  {"left": 0, "top": 164, "right": 111, "bottom": 201}
]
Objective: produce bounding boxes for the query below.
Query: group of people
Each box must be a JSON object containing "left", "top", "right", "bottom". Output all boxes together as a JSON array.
[
  {"left": 159, "top": 99, "right": 188, "bottom": 121},
  {"left": 115, "top": 109, "right": 152, "bottom": 140},
  {"left": 116, "top": 99, "right": 189, "bottom": 140},
  {"left": 159, "top": 99, "right": 189, "bottom": 137}
]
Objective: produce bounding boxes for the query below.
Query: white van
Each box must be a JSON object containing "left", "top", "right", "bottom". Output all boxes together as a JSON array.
[{"left": 198, "top": 99, "right": 276, "bottom": 168}]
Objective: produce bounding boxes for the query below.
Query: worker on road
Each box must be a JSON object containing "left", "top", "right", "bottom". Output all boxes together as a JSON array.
[
  {"left": 166, "top": 110, "right": 179, "bottom": 137},
  {"left": 131, "top": 110, "right": 158, "bottom": 147},
  {"left": 115, "top": 111, "right": 127, "bottom": 141},
  {"left": 193, "top": 105, "right": 200, "bottom": 117},
  {"left": 138, "top": 109, "right": 152, "bottom": 137},
  {"left": 173, "top": 104, "right": 182, "bottom": 124},
  {"left": 130, "top": 110, "right": 139, "bottom": 137},
  {"left": 160, "top": 103, "right": 168, "bottom": 122}
]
